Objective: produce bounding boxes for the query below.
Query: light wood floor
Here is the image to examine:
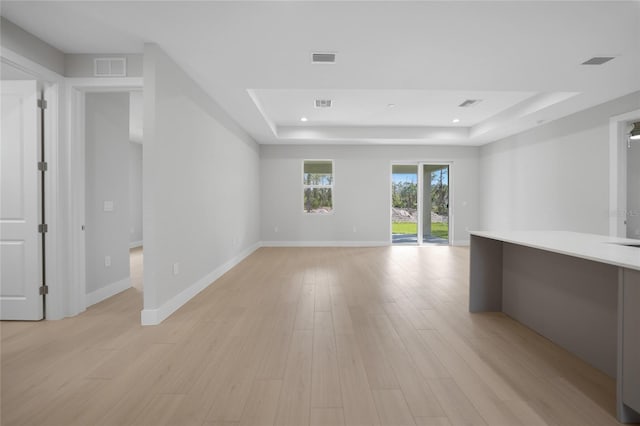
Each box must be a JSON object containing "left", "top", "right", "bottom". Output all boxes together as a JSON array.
[{"left": 1, "top": 246, "right": 632, "bottom": 426}]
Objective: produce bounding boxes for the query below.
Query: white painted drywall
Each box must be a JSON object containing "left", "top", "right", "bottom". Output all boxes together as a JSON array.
[
  {"left": 85, "top": 93, "right": 131, "bottom": 295},
  {"left": 142, "top": 44, "right": 260, "bottom": 318},
  {"left": 260, "top": 145, "right": 479, "bottom": 245},
  {"left": 627, "top": 137, "right": 640, "bottom": 238},
  {"left": 129, "top": 142, "right": 143, "bottom": 246},
  {"left": 480, "top": 92, "right": 640, "bottom": 235},
  {"left": 0, "top": 17, "right": 65, "bottom": 75}
]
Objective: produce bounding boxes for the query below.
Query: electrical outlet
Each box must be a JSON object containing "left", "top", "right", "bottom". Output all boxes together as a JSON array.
[
  {"left": 104, "top": 256, "right": 111, "bottom": 267},
  {"left": 353, "top": 226, "right": 357, "bottom": 233},
  {"left": 103, "top": 201, "right": 114, "bottom": 212},
  {"left": 173, "top": 262, "right": 179, "bottom": 275},
  {"left": 274, "top": 226, "right": 279, "bottom": 233}
]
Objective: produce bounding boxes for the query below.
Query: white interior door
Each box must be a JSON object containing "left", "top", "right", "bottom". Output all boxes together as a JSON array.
[{"left": 0, "top": 80, "right": 43, "bottom": 320}]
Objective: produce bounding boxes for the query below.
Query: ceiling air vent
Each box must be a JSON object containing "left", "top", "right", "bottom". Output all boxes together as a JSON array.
[
  {"left": 311, "top": 52, "right": 336, "bottom": 64},
  {"left": 581, "top": 56, "right": 615, "bottom": 65},
  {"left": 459, "top": 99, "right": 482, "bottom": 108},
  {"left": 315, "top": 99, "right": 332, "bottom": 108},
  {"left": 94, "top": 57, "right": 127, "bottom": 77}
]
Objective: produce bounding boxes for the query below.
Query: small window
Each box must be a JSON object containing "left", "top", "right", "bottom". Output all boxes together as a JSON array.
[{"left": 303, "top": 160, "right": 334, "bottom": 213}]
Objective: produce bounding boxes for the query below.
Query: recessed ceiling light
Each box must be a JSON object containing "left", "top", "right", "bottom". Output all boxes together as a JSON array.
[
  {"left": 387, "top": 103, "right": 396, "bottom": 108},
  {"left": 452, "top": 118, "right": 460, "bottom": 123},
  {"left": 300, "top": 117, "right": 308, "bottom": 122}
]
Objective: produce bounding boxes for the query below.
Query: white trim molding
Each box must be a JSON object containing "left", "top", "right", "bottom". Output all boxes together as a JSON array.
[
  {"left": 66, "top": 77, "right": 144, "bottom": 318},
  {"left": 129, "top": 241, "right": 143, "bottom": 249},
  {"left": 86, "top": 277, "right": 131, "bottom": 307},
  {"left": 65, "top": 77, "right": 143, "bottom": 91},
  {"left": 1, "top": 46, "right": 64, "bottom": 82},
  {"left": 261, "top": 241, "right": 389, "bottom": 247},
  {"left": 140, "top": 242, "right": 261, "bottom": 325}
]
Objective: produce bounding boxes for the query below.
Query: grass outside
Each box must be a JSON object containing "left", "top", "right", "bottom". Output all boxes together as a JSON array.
[{"left": 392, "top": 222, "right": 448, "bottom": 239}]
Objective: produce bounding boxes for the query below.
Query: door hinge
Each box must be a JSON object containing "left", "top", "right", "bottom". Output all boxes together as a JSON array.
[
  {"left": 38, "top": 161, "right": 48, "bottom": 171},
  {"left": 39, "top": 285, "right": 49, "bottom": 296},
  {"left": 37, "top": 99, "right": 47, "bottom": 109},
  {"left": 38, "top": 224, "right": 48, "bottom": 233}
]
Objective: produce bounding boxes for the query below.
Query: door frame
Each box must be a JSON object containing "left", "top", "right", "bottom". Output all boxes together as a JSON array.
[
  {"left": 609, "top": 109, "right": 640, "bottom": 238},
  {"left": 66, "top": 77, "right": 143, "bottom": 316},
  {"left": 418, "top": 162, "right": 453, "bottom": 245},
  {"left": 1, "top": 47, "right": 62, "bottom": 319},
  {"left": 390, "top": 160, "right": 454, "bottom": 245}
]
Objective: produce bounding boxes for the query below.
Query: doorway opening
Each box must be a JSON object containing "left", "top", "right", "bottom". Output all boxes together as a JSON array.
[
  {"left": 391, "top": 163, "right": 450, "bottom": 245},
  {"left": 626, "top": 121, "right": 640, "bottom": 239},
  {"left": 84, "top": 90, "right": 143, "bottom": 307},
  {"left": 391, "top": 165, "right": 418, "bottom": 244},
  {"left": 609, "top": 110, "right": 640, "bottom": 238}
]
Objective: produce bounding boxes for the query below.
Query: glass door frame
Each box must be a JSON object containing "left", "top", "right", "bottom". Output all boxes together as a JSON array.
[{"left": 390, "top": 160, "right": 454, "bottom": 246}]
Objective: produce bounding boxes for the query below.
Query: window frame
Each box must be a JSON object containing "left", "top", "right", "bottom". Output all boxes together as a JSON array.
[{"left": 302, "top": 159, "right": 335, "bottom": 214}]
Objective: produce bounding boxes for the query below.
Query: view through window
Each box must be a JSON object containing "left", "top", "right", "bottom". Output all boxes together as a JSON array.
[{"left": 303, "top": 160, "right": 333, "bottom": 213}]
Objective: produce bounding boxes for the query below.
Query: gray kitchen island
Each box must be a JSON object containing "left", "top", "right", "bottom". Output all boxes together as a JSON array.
[{"left": 469, "top": 231, "right": 640, "bottom": 423}]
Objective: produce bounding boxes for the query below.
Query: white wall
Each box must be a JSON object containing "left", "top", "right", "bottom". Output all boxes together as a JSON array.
[
  {"left": 142, "top": 44, "right": 260, "bottom": 324},
  {"left": 129, "top": 142, "right": 143, "bottom": 246},
  {"left": 85, "top": 93, "right": 130, "bottom": 297},
  {"left": 260, "top": 144, "right": 480, "bottom": 245},
  {"left": 480, "top": 92, "right": 640, "bottom": 234}
]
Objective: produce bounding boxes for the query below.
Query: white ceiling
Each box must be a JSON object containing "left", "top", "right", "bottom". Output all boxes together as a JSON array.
[
  {"left": 252, "top": 89, "right": 537, "bottom": 126},
  {"left": 2, "top": 1, "right": 639, "bottom": 145}
]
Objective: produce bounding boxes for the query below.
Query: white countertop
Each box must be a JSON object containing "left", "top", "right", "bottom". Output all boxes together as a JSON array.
[{"left": 470, "top": 231, "right": 640, "bottom": 271}]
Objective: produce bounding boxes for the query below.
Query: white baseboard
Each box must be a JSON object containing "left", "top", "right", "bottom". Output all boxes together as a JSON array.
[
  {"left": 86, "top": 277, "right": 131, "bottom": 307},
  {"left": 140, "top": 242, "right": 261, "bottom": 326},
  {"left": 262, "top": 240, "right": 469, "bottom": 247},
  {"left": 129, "top": 240, "right": 143, "bottom": 249},
  {"left": 261, "top": 240, "right": 389, "bottom": 247}
]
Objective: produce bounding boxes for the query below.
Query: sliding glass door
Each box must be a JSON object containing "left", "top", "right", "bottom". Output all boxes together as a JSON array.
[
  {"left": 422, "top": 164, "right": 449, "bottom": 244},
  {"left": 391, "top": 165, "right": 419, "bottom": 244},
  {"left": 391, "top": 163, "right": 450, "bottom": 245}
]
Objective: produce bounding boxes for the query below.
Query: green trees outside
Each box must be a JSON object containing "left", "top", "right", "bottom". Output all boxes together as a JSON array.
[
  {"left": 304, "top": 187, "right": 333, "bottom": 212},
  {"left": 392, "top": 168, "right": 448, "bottom": 215},
  {"left": 304, "top": 170, "right": 333, "bottom": 212},
  {"left": 431, "top": 168, "right": 449, "bottom": 215},
  {"left": 392, "top": 181, "right": 418, "bottom": 209}
]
